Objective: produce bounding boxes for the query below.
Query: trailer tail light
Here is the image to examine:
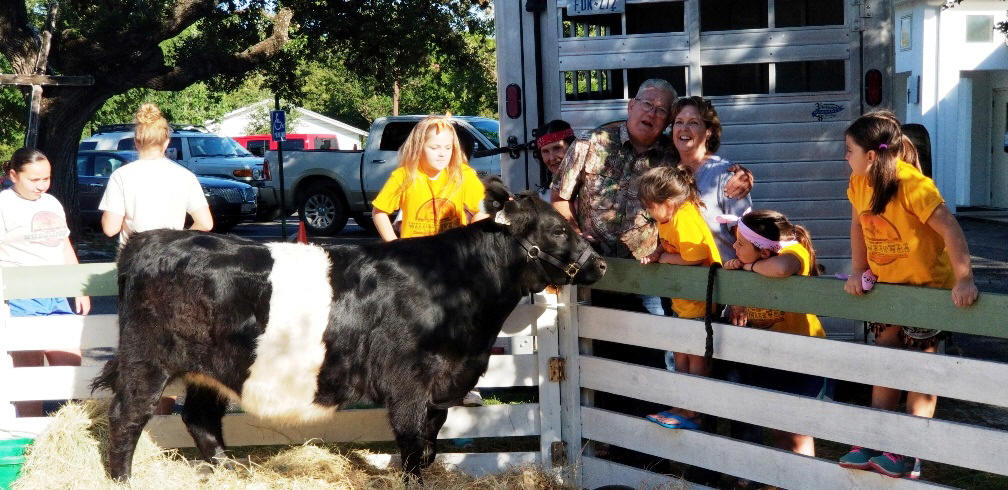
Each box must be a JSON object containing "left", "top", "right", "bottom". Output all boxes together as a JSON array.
[
  {"left": 506, "top": 84, "right": 522, "bottom": 119},
  {"left": 263, "top": 159, "right": 271, "bottom": 181},
  {"left": 865, "top": 69, "right": 883, "bottom": 106}
]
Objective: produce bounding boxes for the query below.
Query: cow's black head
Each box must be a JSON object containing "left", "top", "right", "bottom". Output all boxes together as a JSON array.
[{"left": 494, "top": 192, "right": 607, "bottom": 291}]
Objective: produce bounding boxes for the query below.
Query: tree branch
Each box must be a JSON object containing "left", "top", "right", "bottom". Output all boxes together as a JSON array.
[
  {"left": 0, "top": 1, "right": 40, "bottom": 73},
  {"left": 142, "top": 8, "right": 292, "bottom": 91}
]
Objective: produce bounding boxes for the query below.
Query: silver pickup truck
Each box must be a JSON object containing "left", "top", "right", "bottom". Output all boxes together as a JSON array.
[{"left": 263, "top": 116, "right": 501, "bottom": 235}]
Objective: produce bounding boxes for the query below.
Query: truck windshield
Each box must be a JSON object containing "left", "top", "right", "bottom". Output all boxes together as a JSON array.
[
  {"left": 468, "top": 120, "right": 499, "bottom": 147},
  {"left": 189, "top": 136, "right": 254, "bottom": 158}
]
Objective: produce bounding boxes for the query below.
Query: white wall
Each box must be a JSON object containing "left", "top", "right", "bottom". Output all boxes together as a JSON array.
[
  {"left": 895, "top": 1, "right": 1008, "bottom": 207},
  {"left": 216, "top": 108, "right": 364, "bottom": 151}
]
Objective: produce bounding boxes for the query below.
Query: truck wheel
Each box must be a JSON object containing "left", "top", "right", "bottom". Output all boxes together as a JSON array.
[{"left": 298, "top": 184, "right": 348, "bottom": 236}]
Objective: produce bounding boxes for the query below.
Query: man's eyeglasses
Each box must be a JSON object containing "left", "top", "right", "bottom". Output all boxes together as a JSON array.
[{"left": 633, "top": 98, "right": 670, "bottom": 118}]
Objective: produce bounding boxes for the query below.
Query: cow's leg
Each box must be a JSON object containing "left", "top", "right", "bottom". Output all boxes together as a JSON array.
[
  {"left": 421, "top": 406, "right": 449, "bottom": 469},
  {"left": 387, "top": 398, "right": 432, "bottom": 480},
  {"left": 106, "top": 364, "right": 170, "bottom": 480},
  {"left": 181, "top": 385, "right": 229, "bottom": 463}
]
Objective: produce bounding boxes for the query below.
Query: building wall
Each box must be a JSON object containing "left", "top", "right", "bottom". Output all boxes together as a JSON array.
[
  {"left": 895, "top": 1, "right": 1008, "bottom": 207},
  {"left": 216, "top": 109, "right": 365, "bottom": 151}
]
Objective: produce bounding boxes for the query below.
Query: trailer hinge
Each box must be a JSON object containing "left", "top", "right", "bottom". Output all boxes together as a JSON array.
[
  {"left": 548, "top": 356, "right": 566, "bottom": 382},
  {"left": 550, "top": 441, "right": 567, "bottom": 467}
]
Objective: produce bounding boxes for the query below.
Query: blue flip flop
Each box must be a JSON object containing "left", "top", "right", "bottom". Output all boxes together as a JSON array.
[{"left": 646, "top": 410, "right": 701, "bottom": 430}]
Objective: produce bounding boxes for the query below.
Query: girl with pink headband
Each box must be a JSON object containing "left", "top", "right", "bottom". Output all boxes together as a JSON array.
[{"left": 721, "top": 208, "right": 825, "bottom": 458}]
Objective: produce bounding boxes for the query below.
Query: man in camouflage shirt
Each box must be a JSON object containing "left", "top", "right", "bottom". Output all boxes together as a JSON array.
[{"left": 551, "top": 79, "right": 677, "bottom": 260}]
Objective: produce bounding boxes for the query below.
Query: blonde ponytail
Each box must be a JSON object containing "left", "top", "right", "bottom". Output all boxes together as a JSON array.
[{"left": 133, "top": 103, "right": 171, "bottom": 152}]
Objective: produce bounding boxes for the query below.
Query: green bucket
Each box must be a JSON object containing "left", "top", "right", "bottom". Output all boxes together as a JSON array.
[{"left": 0, "top": 438, "right": 32, "bottom": 489}]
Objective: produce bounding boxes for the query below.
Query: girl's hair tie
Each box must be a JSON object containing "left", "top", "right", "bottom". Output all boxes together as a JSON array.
[{"left": 878, "top": 143, "right": 888, "bottom": 150}]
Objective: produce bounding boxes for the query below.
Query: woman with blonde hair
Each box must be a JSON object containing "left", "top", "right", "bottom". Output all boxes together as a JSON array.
[
  {"left": 371, "top": 115, "right": 487, "bottom": 241},
  {"left": 99, "top": 103, "right": 212, "bottom": 246}
]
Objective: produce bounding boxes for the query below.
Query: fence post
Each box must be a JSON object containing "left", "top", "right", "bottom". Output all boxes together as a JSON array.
[
  {"left": 535, "top": 291, "right": 562, "bottom": 476},
  {"left": 557, "top": 285, "right": 584, "bottom": 487},
  {"left": 0, "top": 273, "right": 14, "bottom": 421}
]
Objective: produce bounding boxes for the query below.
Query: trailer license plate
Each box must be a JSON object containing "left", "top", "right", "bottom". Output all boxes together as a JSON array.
[{"left": 569, "top": 0, "right": 624, "bottom": 16}]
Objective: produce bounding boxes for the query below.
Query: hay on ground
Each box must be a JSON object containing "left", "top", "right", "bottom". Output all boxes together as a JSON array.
[{"left": 12, "top": 400, "right": 568, "bottom": 489}]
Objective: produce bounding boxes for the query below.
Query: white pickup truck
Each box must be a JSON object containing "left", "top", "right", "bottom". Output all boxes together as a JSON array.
[{"left": 262, "top": 115, "right": 503, "bottom": 235}]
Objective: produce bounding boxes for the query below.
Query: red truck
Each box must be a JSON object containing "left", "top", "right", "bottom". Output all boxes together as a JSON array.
[{"left": 233, "top": 133, "right": 353, "bottom": 156}]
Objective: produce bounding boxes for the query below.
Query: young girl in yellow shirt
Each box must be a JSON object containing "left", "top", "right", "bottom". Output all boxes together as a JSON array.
[
  {"left": 371, "top": 116, "right": 487, "bottom": 408},
  {"left": 721, "top": 209, "right": 825, "bottom": 457},
  {"left": 636, "top": 166, "right": 722, "bottom": 430},
  {"left": 838, "top": 111, "right": 977, "bottom": 479},
  {"left": 371, "top": 116, "right": 487, "bottom": 241}
]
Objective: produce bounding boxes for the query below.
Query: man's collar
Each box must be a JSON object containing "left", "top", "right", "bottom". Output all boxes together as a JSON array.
[{"left": 620, "top": 123, "right": 666, "bottom": 154}]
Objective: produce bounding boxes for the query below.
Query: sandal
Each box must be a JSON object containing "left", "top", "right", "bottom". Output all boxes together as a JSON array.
[{"left": 646, "top": 410, "right": 701, "bottom": 430}]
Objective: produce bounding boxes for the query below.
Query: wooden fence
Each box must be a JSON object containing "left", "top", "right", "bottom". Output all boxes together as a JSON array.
[
  {"left": 0, "top": 263, "right": 563, "bottom": 477},
  {"left": 566, "top": 259, "right": 1008, "bottom": 489},
  {"left": 3, "top": 260, "right": 1008, "bottom": 488}
]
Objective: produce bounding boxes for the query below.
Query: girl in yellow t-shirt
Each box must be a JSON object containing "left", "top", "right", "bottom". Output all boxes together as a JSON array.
[
  {"left": 371, "top": 116, "right": 487, "bottom": 241},
  {"left": 838, "top": 111, "right": 977, "bottom": 478},
  {"left": 636, "top": 166, "right": 721, "bottom": 431},
  {"left": 721, "top": 209, "right": 825, "bottom": 457}
]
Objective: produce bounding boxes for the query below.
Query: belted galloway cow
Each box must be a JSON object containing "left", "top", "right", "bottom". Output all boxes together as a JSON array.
[{"left": 92, "top": 191, "right": 606, "bottom": 480}]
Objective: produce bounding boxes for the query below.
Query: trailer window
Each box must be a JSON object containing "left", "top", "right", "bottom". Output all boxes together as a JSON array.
[
  {"left": 701, "top": 63, "right": 769, "bottom": 96},
  {"left": 626, "top": 2, "right": 685, "bottom": 34},
  {"left": 700, "top": 0, "right": 767, "bottom": 32},
  {"left": 775, "top": 0, "right": 844, "bottom": 27},
  {"left": 562, "top": 10, "right": 621, "bottom": 38},
  {"left": 776, "top": 60, "right": 845, "bottom": 93},
  {"left": 564, "top": 69, "right": 625, "bottom": 101},
  {"left": 627, "top": 67, "right": 686, "bottom": 99}
]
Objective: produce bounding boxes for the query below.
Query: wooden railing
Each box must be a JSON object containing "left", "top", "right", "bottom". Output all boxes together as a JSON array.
[{"left": 564, "top": 259, "right": 1008, "bottom": 489}]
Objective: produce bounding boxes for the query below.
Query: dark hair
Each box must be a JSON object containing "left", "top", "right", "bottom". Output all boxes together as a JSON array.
[
  {"left": 845, "top": 111, "right": 903, "bottom": 215},
  {"left": 741, "top": 209, "right": 820, "bottom": 276},
  {"left": 3, "top": 147, "right": 49, "bottom": 175},
  {"left": 637, "top": 165, "right": 702, "bottom": 209},
  {"left": 532, "top": 119, "right": 575, "bottom": 160},
  {"left": 670, "top": 96, "right": 721, "bottom": 153}
]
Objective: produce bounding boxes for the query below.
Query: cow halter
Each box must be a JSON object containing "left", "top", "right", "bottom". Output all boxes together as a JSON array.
[{"left": 517, "top": 237, "right": 596, "bottom": 284}]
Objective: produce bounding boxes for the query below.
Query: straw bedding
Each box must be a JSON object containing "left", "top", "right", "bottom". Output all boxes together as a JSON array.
[{"left": 13, "top": 401, "right": 567, "bottom": 489}]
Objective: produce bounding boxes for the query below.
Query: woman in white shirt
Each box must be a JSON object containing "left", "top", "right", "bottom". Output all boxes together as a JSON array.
[{"left": 99, "top": 103, "right": 213, "bottom": 245}]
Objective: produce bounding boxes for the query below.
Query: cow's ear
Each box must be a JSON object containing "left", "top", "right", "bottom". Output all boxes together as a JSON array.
[
  {"left": 494, "top": 209, "right": 511, "bottom": 226},
  {"left": 499, "top": 198, "right": 534, "bottom": 234}
]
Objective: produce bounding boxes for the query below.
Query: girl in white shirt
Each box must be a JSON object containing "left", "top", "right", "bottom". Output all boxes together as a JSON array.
[{"left": 1, "top": 147, "right": 90, "bottom": 417}]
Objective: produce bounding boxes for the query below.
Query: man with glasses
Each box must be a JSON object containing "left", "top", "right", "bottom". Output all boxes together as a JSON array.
[{"left": 551, "top": 78, "right": 677, "bottom": 265}]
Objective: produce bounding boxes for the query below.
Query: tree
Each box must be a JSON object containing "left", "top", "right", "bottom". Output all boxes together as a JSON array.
[
  {"left": 292, "top": 0, "right": 493, "bottom": 115},
  {"left": 1, "top": 1, "right": 292, "bottom": 227}
]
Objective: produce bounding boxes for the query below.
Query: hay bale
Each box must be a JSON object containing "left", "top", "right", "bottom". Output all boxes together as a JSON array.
[{"left": 12, "top": 401, "right": 568, "bottom": 489}]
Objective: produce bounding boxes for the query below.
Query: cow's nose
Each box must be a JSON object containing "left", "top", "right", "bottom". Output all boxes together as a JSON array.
[{"left": 595, "top": 258, "right": 607, "bottom": 274}]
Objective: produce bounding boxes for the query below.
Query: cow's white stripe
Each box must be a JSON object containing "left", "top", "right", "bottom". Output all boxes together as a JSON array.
[{"left": 239, "top": 243, "right": 338, "bottom": 423}]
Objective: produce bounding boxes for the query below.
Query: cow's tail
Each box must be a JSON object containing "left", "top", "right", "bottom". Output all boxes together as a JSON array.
[{"left": 90, "top": 356, "right": 119, "bottom": 395}]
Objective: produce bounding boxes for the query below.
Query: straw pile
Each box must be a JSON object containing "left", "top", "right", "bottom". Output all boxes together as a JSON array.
[{"left": 13, "top": 401, "right": 568, "bottom": 489}]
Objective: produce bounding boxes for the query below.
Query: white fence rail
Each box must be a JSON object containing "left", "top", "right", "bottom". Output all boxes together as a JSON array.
[{"left": 0, "top": 265, "right": 562, "bottom": 477}]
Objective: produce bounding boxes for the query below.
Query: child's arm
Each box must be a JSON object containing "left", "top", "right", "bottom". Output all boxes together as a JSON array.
[
  {"left": 62, "top": 238, "right": 91, "bottom": 315},
  {"left": 656, "top": 252, "right": 703, "bottom": 266},
  {"left": 925, "top": 204, "right": 978, "bottom": 307},
  {"left": 846, "top": 206, "right": 870, "bottom": 296},
  {"left": 745, "top": 254, "right": 801, "bottom": 278},
  {"left": 372, "top": 209, "right": 398, "bottom": 242}
]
